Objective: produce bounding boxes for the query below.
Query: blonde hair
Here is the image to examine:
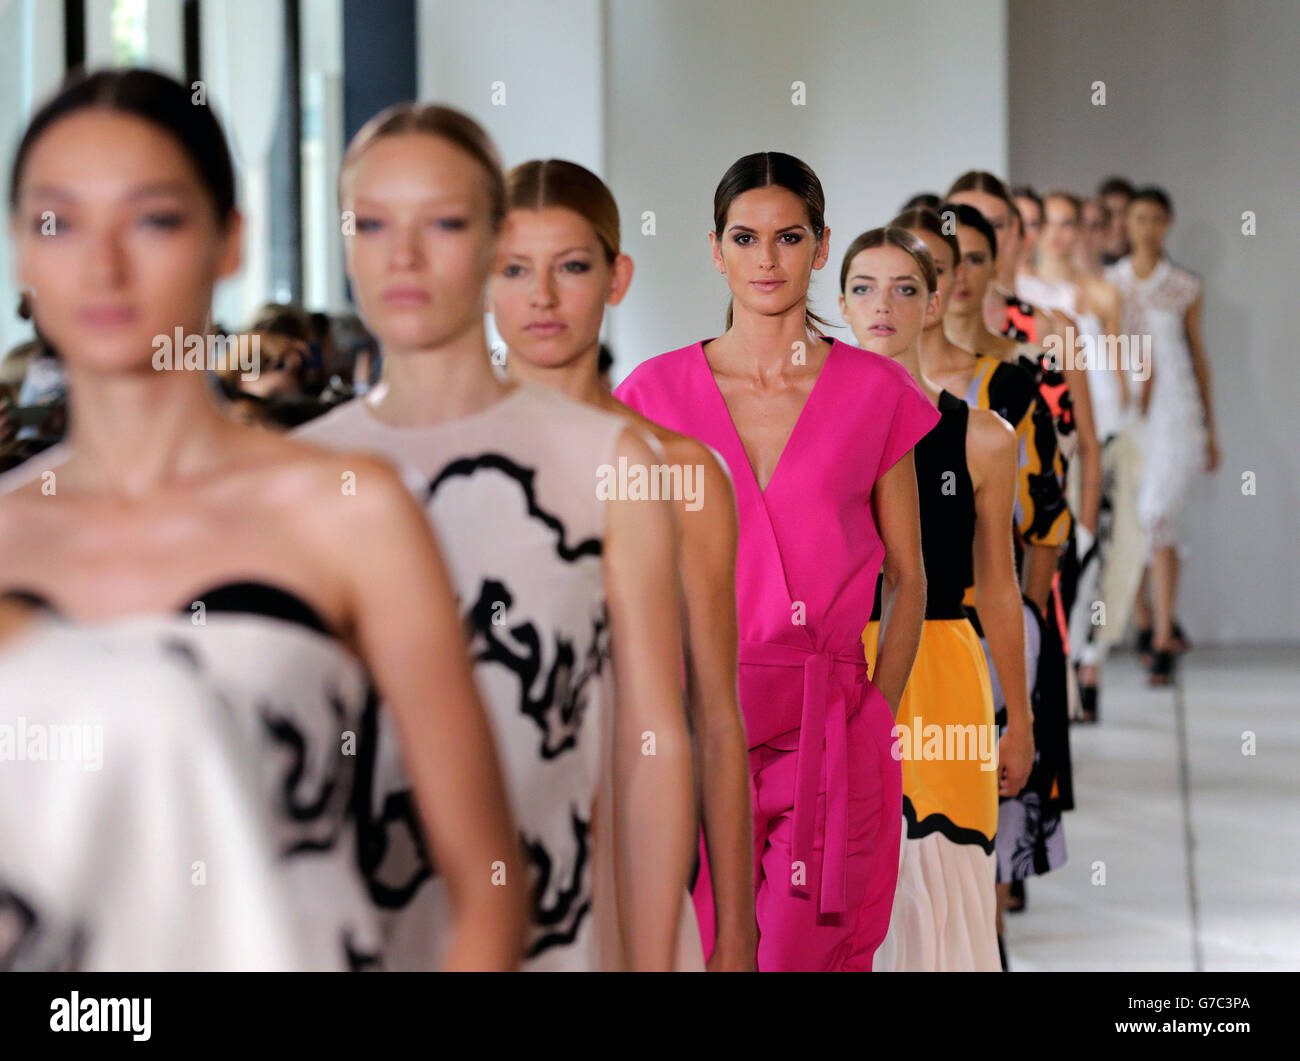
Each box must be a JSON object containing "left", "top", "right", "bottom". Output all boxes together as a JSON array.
[
  {"left": 506, "top": 159, "right": 620, "bottom": 263},
  {"left": 339, "top": 102, "right": 506, "bottom": 228}
]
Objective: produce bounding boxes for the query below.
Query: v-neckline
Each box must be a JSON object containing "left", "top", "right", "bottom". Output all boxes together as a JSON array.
[{"left": 697, "top": 336, "right": 838, "bottom": 497}]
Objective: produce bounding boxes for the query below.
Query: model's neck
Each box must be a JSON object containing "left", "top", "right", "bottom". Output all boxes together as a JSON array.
[
  {"left": 1037, "top": 252, "right": 1075, "bottom": 283},
  {"left": 63, "top": 363, "right": 235, "bottom": 498},
  {"left": 1130, "top": 247, "right": 1163, "bottom": 276},
  {"left": 506, "top": 340, "right": 608, "bottom": 408},
  {"left": 717, "top": 304, "right": 825, "bottom": 378},
  {"left": 367, "top": 321, "right": 510, "bottom": 427},
  {"left": 944, "top": 308, "right": 994, "bottom": 353}
]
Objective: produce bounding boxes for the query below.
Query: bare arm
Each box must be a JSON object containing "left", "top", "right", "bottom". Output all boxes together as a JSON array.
[
  {"left": 869, "top": 451, "right": 927, "bottom": 713},
  {"left": 337, "top": 457, "right": 525, "bottom": 971},
  {"left": 1063, "top": 361, "right": 1102, "bottom": 534},
  {"left": 1184, "top": 296, "right": 1220, "bottom": 471},
  {"left": 677, "top": 443, "right": 755, "bottom": 971},
  {"left": 969, "top": 410, "right": 1034, "bottom": 796},
  {"left": 604, "top": 427, "right": 694, "bottom": 970}
]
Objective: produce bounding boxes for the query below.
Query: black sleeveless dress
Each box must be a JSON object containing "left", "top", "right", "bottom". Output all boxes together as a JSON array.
[{"left": 864, "top": 390, "right": 1000, "bottom": 971}]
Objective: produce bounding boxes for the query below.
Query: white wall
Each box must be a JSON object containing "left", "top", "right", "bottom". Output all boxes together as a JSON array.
[
  {"left": 1007, "top": 0, "right": 1300, "bottom": 645},
  {"left": 604, "top": 0, "right": 1008, "bottom": 374},
  {"left": 414, "top": 0, "right": 1007, "bottom": 369},
  {"left": 417, "top": 0, "right": 604, "bottom": 172}
]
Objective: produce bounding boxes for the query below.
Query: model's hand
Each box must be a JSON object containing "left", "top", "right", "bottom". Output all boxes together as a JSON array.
[
  {"left": 998, "top": 724, "right": 1035, "bottom": 797},
  {"left": 706, "top": 927, "right": 758, "bottom": 972},
  {"left": 1205, "top": 434, "right": 1221, "bottom": 473}
]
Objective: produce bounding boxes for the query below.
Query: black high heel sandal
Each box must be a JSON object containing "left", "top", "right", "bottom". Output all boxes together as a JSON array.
[
  {"left": 1148, "top": 649, "right": 1176, "bottom": 686},
  {"left": 1171, "top": 622, "right": 1191, "bottom": 654},
  {"left": 1136, "top": 627, "right": 1154, "bottom": 665},
  {"left": 1077, "top": 683, "right": 1099, "bottom": 724}
]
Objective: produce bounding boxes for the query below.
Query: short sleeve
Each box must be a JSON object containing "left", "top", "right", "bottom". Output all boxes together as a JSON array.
[{"left": 874, "top": 368, "right": 941, "bottom": 483}]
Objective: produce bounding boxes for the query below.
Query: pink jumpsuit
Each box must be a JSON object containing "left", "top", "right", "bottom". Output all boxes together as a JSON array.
[{"left": 615, "top": 338, "right": 939, "bottom": 971}]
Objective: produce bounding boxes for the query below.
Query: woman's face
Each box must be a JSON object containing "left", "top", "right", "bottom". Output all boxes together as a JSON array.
[
  {"left": 1015, "top": 196, "right": 1042, "bottom": 264},
  {"left": 1126, "top": 198, "right": 1170, "bottom": 257},
  {"left": 839, "top": 243, "right": 934, "bottom": 358},
  {"left": 343, "top": 133, "right": 497, "bottom": 353},
  {"left": 491, "top": 206, "right": 630, "bottom": 371},
  {"left": 907, "top": 226, "right": 957, "bottom": 324},
  {"left": 948, "top": 189, "right": 1018, "bottom": 271},
  {"left": 1042, "top": 196, "right": 1079, "bottom": 260},
  {"left": 947, "top": 224, "right": 996, "bottom": 319},
  {"left": 11, "top": 110, "right": 240, "bottom": 376},
  {"left": 1080, "top": 199, "right": 1107, "bottom": 262},
  {"left": 710, "top": 185, "right": 829, "bottom": 323}
]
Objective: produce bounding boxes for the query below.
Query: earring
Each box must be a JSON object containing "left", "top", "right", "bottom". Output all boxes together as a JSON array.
[{"left": 17, "top": 290, "right": 32, "bottom": 320}]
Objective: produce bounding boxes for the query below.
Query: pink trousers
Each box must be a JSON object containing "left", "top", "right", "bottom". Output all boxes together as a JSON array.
[{"left": 693, "top": 688, "right": 902, "bottom": 971}]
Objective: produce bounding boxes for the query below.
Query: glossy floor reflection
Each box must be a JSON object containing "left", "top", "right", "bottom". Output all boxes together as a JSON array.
[{"left": 1003, "top": 647, "right": 1300, "bottom": 972}]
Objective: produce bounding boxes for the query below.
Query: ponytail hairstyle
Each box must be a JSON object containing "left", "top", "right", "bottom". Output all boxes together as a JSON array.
[
  {"left": 839, "top": 225, "right": 938, "bottom": 296},
  {"left": 505, "top": 158, "right": 620, "bottom": 263},
  {"left": 947, "top": 169, "right": 1022, "bottom": 233},
  {"left": 1044, "top": 189, "right": 1083, "bottom": 222},
  {"left": 712, "top": 151, "right": 834, "bottom": 334},
  {"left": 10, "top": 67, "right": 236, "bottom": 225},
  {"left": 1130, "top": 184, "right": 1174, "bottom": 219},
  {"left": 889, "top": 206, "right": 961, "bottom": 273},
  {"left": 340, "top": 102, "right": 506, "bottom": 228},
  {"left": 938, "top": 200, "right": 1000, "bottom": 261}
]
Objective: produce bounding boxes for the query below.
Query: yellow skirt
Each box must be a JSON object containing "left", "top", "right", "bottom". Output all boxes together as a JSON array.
[{"left": 863, "top": 618, "right": 997, "bottom": 847}]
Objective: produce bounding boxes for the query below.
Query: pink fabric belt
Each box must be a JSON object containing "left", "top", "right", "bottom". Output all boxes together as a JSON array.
[{"left": 738, "top": 640, "right": 869, "bottom": 916}]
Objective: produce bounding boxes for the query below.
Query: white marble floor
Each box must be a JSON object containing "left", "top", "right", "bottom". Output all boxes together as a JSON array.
[{"left": 1005, "top": 647, "right": 1300, "bottom": 972}]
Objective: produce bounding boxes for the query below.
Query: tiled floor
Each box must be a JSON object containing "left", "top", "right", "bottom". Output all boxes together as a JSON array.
[{"left": 1004, "top": 647, "right": 1300, "bottom": 972}]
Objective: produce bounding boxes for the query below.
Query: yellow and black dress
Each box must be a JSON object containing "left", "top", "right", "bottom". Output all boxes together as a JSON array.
[
  {"left": 965, "top": 354, "right": 1073, "bottom": 882},
  {"left": 863, "top": 390, "right": 1000, "bottom": 971}
]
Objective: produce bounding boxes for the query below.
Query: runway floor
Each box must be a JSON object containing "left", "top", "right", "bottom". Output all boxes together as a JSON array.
[{"left": 1004, "top": 646, "right": 1300, "bottom": 972}]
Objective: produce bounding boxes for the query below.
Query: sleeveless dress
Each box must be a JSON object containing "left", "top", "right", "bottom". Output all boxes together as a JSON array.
[
  {"left": 616, "top": 338, "right": 939, "bottom": 971},
  {"left": 0, "top": 583, "right": 384, "bottom": 971},
  {"left": 963, "top": 356, "right": 1072, "bottom": 880},
  {"left": 298, "top": 383, "right": 702, "bottom": 971},
  {"left": 861, "top": 390, "right": 1000, "bottom": 971},
  {"left": 1105, "top": 256, "right": 1207, "bottom": 550}
]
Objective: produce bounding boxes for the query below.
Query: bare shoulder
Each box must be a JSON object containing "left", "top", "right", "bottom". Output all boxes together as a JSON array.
[
  {"left": 233, "top": 432, "right": 420, "bottom": 537},
  {"left": 966, "top": 404, "right": 1017, "bottom": 481}
]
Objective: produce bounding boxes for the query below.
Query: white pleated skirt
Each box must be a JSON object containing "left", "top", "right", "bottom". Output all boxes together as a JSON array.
[{"left": 873, "top": 829, "right": 1000, "bottom": 972}]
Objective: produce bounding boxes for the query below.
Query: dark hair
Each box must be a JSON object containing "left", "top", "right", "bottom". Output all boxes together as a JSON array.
[
  {"left": 938, "top": 201, "right": 999, "bottom": 261},
  {"left": 1012, "top": 184, "right": 1044, "bottom": 220},
  {"left": 713, "top": 151, "right": 833, "bottom": 334},
  {"left": 1044, "top": 189, "right": 1083, "bottom": 222},
  {"left": 341, "top": 102, "right": 505, "bottom": 228},
  {"left": 890, "top": 206, "right": 960, "bottom": 271},
  {"left": 597, "top": 342, "right": 614, "bottom": 379},
  {"left": 1129, "top": 185, "right": 1173, "bottom": 218},
  {"left": 1098, "top": 176, "right": 1137, "bottom": 201},
  {"left": 900, "top": 191, "right": 941, "bottom": 212},
  {"left": 9, "top": 67, "right": 236, "bottom": 222},
  {"left": 250, "top": 302, "right": 313, "bottom": 342},
  {"left": 947, "top": 169, "right": 1022, "bottom": 232},
  {"left": 506, "top": 159, "right": 620, "bottom": 263},
  {"left": 839, "top": 226, "right": 938, "bottom": 296}
]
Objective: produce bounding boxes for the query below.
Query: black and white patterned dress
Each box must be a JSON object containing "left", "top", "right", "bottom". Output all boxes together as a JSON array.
[
  {"left": 0, "top": 584, "right": 384, "bottom": 970},
  {"left": 299, "top": 384, "right": 627, "bottom": 970}
]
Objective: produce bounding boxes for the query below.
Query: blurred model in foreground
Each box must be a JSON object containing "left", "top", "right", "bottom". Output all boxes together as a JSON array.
[
  {"left": 298, "top": 105, "right": 693, "bottom": 970},
  {"left": 0, "top": 69, "right": 522, "bottom": 971}
]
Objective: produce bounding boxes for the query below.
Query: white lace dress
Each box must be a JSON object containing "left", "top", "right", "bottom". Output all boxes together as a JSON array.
[{"left": 1106, "top": 257, "right": 1207, "bottom": 548}]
